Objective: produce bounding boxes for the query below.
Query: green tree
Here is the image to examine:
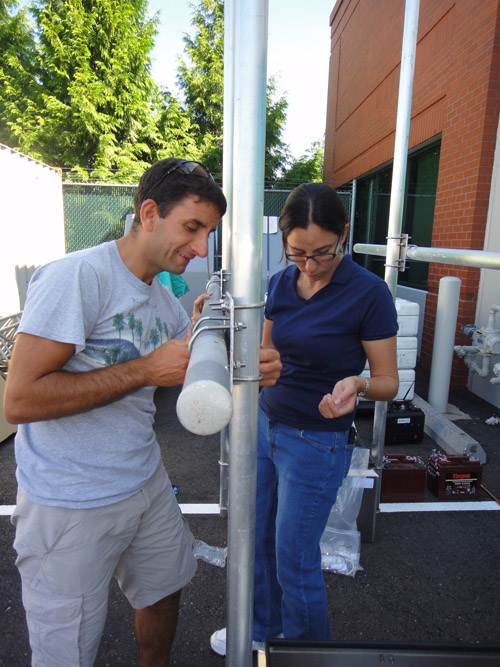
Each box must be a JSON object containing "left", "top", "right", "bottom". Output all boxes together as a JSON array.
[
  {"left": 275, "top": 139, "right": 324, "bottom": 188},
  {"left": 175, "top": 0, "right": 289, "bottom": 179},
  {"left": 4, "top": 0, "right": 165, "bottom": 181},
  {"left": 0, "top": 0, "right": 39, "bottom": 147},
  {"left": 155, "top": 89, "right": 201, "bottom": 162},
  {"left": 264, "top": 76, "right": 290, "bottom": 185},
  {"left": 176, "top": 0, "right": 223, "bottom": 139}
]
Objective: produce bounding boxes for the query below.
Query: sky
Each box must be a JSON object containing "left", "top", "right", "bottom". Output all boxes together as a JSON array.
[{"left": 147, "top": 0, "right": 336, "bottom": 159}]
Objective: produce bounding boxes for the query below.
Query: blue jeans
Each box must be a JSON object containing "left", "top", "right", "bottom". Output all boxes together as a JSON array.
[{"left": 253, "top": 406, "right": 353, "bottom": 642}]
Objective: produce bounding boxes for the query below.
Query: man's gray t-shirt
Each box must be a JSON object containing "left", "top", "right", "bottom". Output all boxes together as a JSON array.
[{"left": 15, "top": 241, "right": 191, "bottom": 508}]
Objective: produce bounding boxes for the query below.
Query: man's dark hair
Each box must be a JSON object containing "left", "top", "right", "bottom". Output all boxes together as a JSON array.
[{"left": 132, "top": 158, "right": 227, "bottom": 228}]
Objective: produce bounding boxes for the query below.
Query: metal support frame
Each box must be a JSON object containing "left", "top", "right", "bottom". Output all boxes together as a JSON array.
[
  {"left": 353, "top": 243, "right": 500, "bottom": 271},
  {"left": 384, "top": 234, "right": 409, "bottom": 272},
  {"left": 223, "top": 1, "right": 269, "bottom": 665},
  {"left": 371, "top": 0, "right": 421, "bottom": 487}
]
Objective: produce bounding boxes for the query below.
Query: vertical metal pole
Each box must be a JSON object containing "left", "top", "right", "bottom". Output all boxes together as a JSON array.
[
  {"left": 219, "top": 0, "right": 237, "bottom": 519},
  {"left": 428, "top": 277, "right": 461, "bottom": 413},
  {"left": 372, "top": 0, "right": 420, "bottom": 471},
  {"left": 222, "top": 0, "right": 235, "bottom": 274},
  {"left": 225, "top": 1, "right": 269, "bottom": 665},
  {"left": 348, "top": 178, "right": 357, "bottom": 253}
]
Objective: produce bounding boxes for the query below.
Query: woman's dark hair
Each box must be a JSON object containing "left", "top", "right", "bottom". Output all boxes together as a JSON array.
[
  {"left": 132, "top": 157, "right": 227, "bottom": 228},
  {"left": 279, "top": 183, "right": 348, "bottom": 253}
]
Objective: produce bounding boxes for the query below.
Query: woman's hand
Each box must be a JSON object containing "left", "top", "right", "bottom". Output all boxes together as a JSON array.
[
  {"left": 259, "top": 346, "right": 282, "bottom": 387},
  {"left": 192, "top": 291, "right": 213, "bottom": 325},
  {"left": 318, "top": 376, "right": 360, "bottom": 419}
]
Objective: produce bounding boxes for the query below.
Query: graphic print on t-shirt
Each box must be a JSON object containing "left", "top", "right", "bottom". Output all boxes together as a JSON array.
[{"left": 80, "top": 310, "right": 171, "bottom": 367}]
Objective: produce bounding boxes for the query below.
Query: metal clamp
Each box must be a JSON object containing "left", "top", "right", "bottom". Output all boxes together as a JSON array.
[
  {"left": 190, "top": 273, "right": 267, "bottom": 389},
  {"left": 385, "top": 233, "right": 409, "bottom": 271}
]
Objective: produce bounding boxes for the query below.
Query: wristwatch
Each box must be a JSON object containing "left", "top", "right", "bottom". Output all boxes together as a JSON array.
[{"left": 357, "top": 376, "right": 370, "bottom": 397}]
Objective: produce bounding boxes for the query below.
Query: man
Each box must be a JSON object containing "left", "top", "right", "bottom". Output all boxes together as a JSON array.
[{"left": 3, "top": 158, "right": 281, "bottom": 666}]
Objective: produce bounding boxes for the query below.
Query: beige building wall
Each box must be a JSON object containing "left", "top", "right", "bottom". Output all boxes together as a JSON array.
[
  {"left": 0, "top": 144, "right": 65, "bottom": 315},
  {"left": 471, "top": 116, "right": 500, "bottom": 408}
]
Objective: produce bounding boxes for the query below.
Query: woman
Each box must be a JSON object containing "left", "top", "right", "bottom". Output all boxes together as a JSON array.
[{"left": 211, "top": 183, "right": 399, "bottom": 654}]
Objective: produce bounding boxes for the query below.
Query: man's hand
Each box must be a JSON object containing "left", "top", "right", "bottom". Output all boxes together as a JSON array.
[
  {"left": 145, "top": 330, "right": 192, "bottom": 387},
  {"left": 259, "top": 346, "right": 281, "bottom": 387},
  {"left": 4, "top": 330, "right": 194, "bottom": 424}
]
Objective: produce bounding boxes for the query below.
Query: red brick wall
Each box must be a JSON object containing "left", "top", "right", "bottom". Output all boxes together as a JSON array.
[{"left": 325, "top": 0, "right": 500, "bottom": 387}]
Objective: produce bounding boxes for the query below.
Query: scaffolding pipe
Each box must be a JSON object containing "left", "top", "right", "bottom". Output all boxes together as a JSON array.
[
  {"left": 225, "top": 1, "right": 269, "bottom": 665},
  {"left": 428, "top": 277, "right": 461, "bottom": 413},
  {"left": 222, "top": 0, "right": 235, "bottom": 274},
  {"left": 176, "top": 275, "right": 232, "bottom": 435},
  {"left": 347, "top": 178, "right": 357, "bottom": 253},
  {"left": 372, "top": 0, "right": 420, "bottom": 470},
  {"left": 384, "top": 0, "right": 420, "bottom": 297},
  {"left": 218, "top": 0, "right": 237, "bottom": 520},
  {"left": 353, "top": 243, "right": 500, "bottom": 271}
]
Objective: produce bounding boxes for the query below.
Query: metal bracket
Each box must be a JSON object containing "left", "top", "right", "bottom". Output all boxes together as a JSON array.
[
  {"left": 190, "top": 270, "right": 267, "bottom": 388},
  {"left": 385, "top": 233, "right": 409, "bottom": 272}
]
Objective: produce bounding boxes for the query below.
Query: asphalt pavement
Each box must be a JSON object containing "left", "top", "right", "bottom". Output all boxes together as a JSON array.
[{"left": 1, "top": 367, "right": 500, "bottom": 666}]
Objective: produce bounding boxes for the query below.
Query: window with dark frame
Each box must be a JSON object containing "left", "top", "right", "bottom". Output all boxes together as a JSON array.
[{"left": 352, "top": 142, "right": 441, "bottom": 290}]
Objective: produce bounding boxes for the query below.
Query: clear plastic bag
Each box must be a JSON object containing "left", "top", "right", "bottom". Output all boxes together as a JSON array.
[
  {"left": 193, "top": 539, "right": 227, "bottom": 568},
  {"left": 320, "top": 446, "right": 370, "bottom": 577}
]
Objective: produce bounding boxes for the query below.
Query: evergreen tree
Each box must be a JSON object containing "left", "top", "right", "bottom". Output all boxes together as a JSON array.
[
  {"left": 176, "top": 0, "right": 289, "bottom": 180},
  {"left": 0, "top": 0, "right": 39, "bottom": 148},
  {"left": 177, "top": 0, "right": 223, "bottom": 139},
  {"left": 275, "top": 139, "right": 324, "bottom": 188},
  {"left": 155, "top": 89, "right": 201, "bottom": 163},
  {"left": 3, "top": 0, "right": 166, "bottom": 182}
]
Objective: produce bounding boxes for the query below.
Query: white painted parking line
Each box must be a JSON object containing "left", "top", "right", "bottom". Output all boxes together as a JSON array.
[
  {"left": 0, "top": 503, "right": 222, "bottom": 516},
  {"left": 179, "top": 503, "right": 221, "bottom": 514},
  {"left": 1, "top": 501, "right": 500, "bottom": 516},
  {"left": 380, "top": 501, "right": 500, "bottom": 512}
]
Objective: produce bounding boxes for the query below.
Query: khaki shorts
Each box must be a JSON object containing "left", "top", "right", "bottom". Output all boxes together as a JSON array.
[{"left": 12, "top": 463, "right": 197, "bottom": 667}]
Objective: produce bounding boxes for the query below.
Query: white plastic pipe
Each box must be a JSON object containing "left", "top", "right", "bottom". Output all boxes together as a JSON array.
[
  {"left": 491, "top": 362, "right": 500, "bottom": 384},
  {"left": 464, "top": 351, "right": 491, "bottom": 378},
  {"left": 485, "top": 304, "right": 500, "bottom": 332},
  {"left": 428, "top": 277, "right": 461, "bottom": 413},
  {"left": 176, "top": 277, "right": 232, "bottom": 435},
  {"left": 354, "top": 243, "right": 500, "bottom": 271}
]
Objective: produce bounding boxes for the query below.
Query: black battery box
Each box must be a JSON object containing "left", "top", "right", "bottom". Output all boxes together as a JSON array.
[{"left": 385, "top": 400, "right": 425, "bottom": 445}]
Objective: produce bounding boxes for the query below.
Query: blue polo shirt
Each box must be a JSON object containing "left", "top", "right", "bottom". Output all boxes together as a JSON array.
[{"left": 259, "top": 255, "right": 398, "bottom": 431}]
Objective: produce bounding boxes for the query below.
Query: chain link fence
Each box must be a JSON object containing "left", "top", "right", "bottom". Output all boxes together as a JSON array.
[
  {"left": 62, "top": 184, "right": 352, "bottom": 253},
  {"left": 63, "top": 183, "right": 136, "bottom": 253}
]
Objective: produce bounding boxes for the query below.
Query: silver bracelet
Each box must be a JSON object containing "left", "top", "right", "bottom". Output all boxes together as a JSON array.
[{"left": 357, "top": 376, "right": 370, "bottom": 397}]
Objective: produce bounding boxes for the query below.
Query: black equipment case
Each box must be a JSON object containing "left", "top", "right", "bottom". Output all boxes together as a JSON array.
[{"left": 385, "top": 400, "right": 425, "bottom": 445}]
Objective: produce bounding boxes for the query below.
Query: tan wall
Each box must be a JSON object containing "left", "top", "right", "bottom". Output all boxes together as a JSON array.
[
  {"left": 325, "top": 0, "right": 500, "bottom": 388},
  {"left": 0, "top": 145, "right": 65, "bottom": 316}
]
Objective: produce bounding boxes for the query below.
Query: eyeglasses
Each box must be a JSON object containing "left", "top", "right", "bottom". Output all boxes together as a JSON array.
[
  {"left": 285, "top": 241, "right": 342, "bottom": 265},
  {"left": 141, "top": 160, "right": 213, "bottom": 203}
]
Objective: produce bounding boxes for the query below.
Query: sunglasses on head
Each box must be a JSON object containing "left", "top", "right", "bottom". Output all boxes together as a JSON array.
[{"left": 141, "top": 160, "right": 213, "bottom": 204}]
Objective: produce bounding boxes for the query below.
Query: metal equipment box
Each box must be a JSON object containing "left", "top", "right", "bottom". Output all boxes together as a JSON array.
[{"left": 385, "top": 400, "right": 425, "bottom": 445}]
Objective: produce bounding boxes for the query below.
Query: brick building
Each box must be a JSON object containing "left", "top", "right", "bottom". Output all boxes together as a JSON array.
[{"left": 324, "top": 0, "right": 500, "bottom": 395}]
